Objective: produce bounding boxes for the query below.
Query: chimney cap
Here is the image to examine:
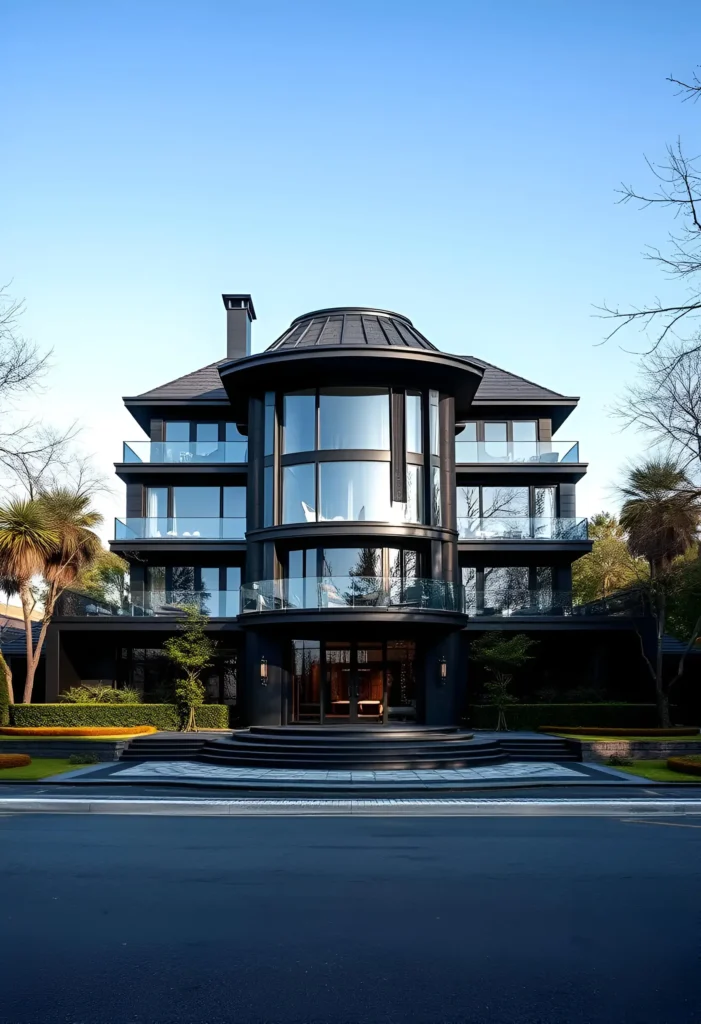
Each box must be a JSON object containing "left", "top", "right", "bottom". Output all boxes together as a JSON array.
[{"left": 222, "top": 294, "right": 257, "bottom": 320}]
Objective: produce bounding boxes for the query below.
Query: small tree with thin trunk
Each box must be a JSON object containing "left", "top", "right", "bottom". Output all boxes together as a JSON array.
[
  {"left": 470, "top": 632, "right": 538, "bottom": 730},
  {"left": 163, "top": 606, "right": 217, "bottom": 732},
  {"left": 620, "top": 458, "right": 701, "bottom": 726}
]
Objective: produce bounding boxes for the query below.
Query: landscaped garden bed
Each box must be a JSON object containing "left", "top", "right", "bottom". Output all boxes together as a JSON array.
[
  {"left": 469, "top": 703, "right": 659, "bottom": 731},
  {"left": 607, "top": 759, "right": 701, "bottom": 782},
  {"left": 10, "top": 703, "right": 229, "bottom": 730},
  {"left": 541, "top": 727, "right": 699, "bottom": 737},
  {"left": 667, "top": 755, "right": 701, "bottom": 777},
  {"left": 0, "top": 725, "right": 157, "bottom": 737},
  {"left": 0, "top": 758, "right": 87, "bottom": 780}
]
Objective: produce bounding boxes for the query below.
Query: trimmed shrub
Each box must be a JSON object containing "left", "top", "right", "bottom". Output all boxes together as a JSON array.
[
  {"left": 0, "top": 754, "right": 31, "bottom": 769},
  {"left": 0, "top": 655, "right": 10, "bottom": 727},
  {"left": 468, "top": 703, "right": 660, "bottom": 731},
  {"left": 9, "top": 703, "right": 229, "bottom": 730},
  {"left": 0, "top": 725, "right": 157, "bottom": 737},
  {"left": 541, "top": 726, "right": 699, "bottom": 737},
  {"left": 667, "top": 756, "right": 701, "bottom": 777},
  {"left": 60, "top": 685, "right": 143, "bottom": 704}
]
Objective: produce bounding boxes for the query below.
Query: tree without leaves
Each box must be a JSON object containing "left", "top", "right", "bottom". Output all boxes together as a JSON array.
[
  {"left": 615, "top": 342, "right": 701, "bottom": 477},
  {"left": 597, "top": 71, "right": 701, "bottom": 356}
]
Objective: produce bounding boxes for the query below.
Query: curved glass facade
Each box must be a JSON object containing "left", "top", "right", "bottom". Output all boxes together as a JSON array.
[
  {"left": 319, "top": 388, "right": 390, "bottom": 450},
  {"left": 273, "top": 388, "right": 429, "bottom": 526}
]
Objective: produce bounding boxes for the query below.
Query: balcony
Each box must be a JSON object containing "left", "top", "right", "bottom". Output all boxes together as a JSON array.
[
  {"left": 122, "top": 441, "right": 248, "bottom": 464},
  {"left": 241, "top": 577, "right": 464, "bottom": 614},
  {"left": 57, "top": 590, "right": 240, "bottom": 618},
  {"left": 466, "top": 589, "right": 643, "bottom": 617},
  {"left": 114, "top": 517, "right": 246, "bottom": 540},
  {"left": 458, "top": 517, "right": 588, "bottom": 541},
  {"left": 455, "top": 440, "right": 579, "bottom": 464}
]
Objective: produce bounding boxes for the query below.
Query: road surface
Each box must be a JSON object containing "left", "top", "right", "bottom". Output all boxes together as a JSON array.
[{"left": 0, "top": 812, "right": 698, "bottom": 1023}]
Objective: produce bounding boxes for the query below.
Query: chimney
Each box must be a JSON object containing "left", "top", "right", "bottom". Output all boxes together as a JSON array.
[{"left": 222, "top": 294, "right": 256, "bottom": 360}]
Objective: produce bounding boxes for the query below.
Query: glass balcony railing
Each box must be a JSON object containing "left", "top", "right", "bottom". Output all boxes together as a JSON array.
[
  {"left": 241, "top": 577, "right": 464, "bottom": 613},
  {"left": 466, "top": 589, "right": 644, "bottom": 617},
  {"left": 455, "top": 440, "right": 579, "bottom": 464},
  {"left": 57, "top": 590, "right": 240, "bottom": 618},
  {"left": 114, "top": 517, "right": 246, "bottom": 540},
  {"left": 122, "top": 441, "right": 248, "bottom": 464},
  {"left": 457, "top": 517, "right": 588, "bottom": 541}
]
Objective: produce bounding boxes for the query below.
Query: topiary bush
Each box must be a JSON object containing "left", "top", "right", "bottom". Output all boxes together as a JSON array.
[
  {"left": 68, "top": 753, "right": 101, "bottom": 765},
  {"left": 667, "top": 756, "right": 701, "bottom": 777},
  {"left": 0, "top": 754, "right": 31, "bottom": 769},
  {"left": 9, "top": 704, "right": 229, "bottom": 730}
]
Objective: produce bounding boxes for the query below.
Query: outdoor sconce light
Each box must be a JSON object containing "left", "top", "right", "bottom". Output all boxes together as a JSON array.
[
  {"left": 438, "top": 656, "right": 447, "bottom": 686},
  {"left": 260, "top": 656, "right": 268, "bottom": 686}
]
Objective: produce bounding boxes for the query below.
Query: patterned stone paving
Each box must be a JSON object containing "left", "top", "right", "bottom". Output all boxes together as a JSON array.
[{"left": 114, "top": 760, "right": 586, "bottom": 783}]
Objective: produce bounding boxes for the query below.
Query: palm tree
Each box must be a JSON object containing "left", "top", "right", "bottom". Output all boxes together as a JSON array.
[
  {"left": 620, "top": 459, "right": 701, "bottom": 726},
  {"left": 0, "top": 490, "right": 103, "bottom": 703}
]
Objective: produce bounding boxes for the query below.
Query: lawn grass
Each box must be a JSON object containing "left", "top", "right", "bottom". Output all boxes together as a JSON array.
[
  {"left": 0, "top": 758, "right": 90, "bottom": 780},
  {"left": 608, "top": 759, "right": 701, "bottom": 782},
  {"left": 543, "top": 733, "right": 700, "bottom": 743}
]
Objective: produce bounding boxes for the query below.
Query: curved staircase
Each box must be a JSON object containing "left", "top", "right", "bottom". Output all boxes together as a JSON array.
[
  {"left": 120, "top": 727, "right": 581, "bottom": 769},
  {"left": 198, "top": 726, "right": 506, "bottom": 770}
]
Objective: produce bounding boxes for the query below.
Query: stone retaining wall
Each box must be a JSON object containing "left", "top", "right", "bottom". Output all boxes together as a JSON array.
[{"left": 581, "top": 740, "right": 701, "bottom": 762}]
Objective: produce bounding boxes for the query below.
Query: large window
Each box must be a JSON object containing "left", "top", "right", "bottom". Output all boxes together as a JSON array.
[
  {"left": 319, "top": 462, "right": 391, "bottom": 521},
  {"left": 272, "top": 388, "right": 428, "bottom": 527},
  {"left": 406, "top": 392, "right": 423, "bottom": 454},
  {"left": 319, "top": 388, "right": 390, "bottom": 450},
  {"left": 282, "top": 464, "right": 316, "bottom": 523},
  {"left": 173, "top": 487, "right": 220, "bottom": 518},
  {"left": 283, "top": 391, "right": 316, "bottom": 454}
]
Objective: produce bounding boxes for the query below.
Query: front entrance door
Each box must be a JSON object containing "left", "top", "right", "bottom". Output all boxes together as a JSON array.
[{"left": 325, "top": 641, "right": 385, "bottom": 723}]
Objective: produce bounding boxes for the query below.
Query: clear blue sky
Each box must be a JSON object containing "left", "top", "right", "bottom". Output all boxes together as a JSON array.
[{"left": 3, "top": 0, "right": 699, "bottom": 529}]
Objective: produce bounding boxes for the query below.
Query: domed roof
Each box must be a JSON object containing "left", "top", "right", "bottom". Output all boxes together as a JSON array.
[{"left": 266, "top": 307, "right": 438, "bottom": 352}]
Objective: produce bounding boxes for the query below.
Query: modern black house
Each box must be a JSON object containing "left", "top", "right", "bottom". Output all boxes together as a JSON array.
[{"left": 49, "top": 296, "right": 641, "bottom": 726}]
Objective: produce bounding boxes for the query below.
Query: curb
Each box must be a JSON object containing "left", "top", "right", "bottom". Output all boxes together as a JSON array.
[{"left": 1, "top": 797, "right": 701, "bottom": 816}]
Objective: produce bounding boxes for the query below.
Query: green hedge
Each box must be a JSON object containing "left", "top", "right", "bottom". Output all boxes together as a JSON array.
[
  {"left": 0, "top": 656, "right": 10, "bottom": 727},
  {"left": 10, "top": 704, "right": 229, "bottom": 730},
  {"left": 468, "top": 703, "right": 660, "bottom": 731}
]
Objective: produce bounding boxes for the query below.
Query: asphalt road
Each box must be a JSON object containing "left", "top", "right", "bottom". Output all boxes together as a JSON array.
[{"left": 0, "top": 813, "right": 699, "bottom": 1024}]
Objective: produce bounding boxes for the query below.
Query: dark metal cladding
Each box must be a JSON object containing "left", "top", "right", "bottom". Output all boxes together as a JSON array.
[{"left": 266, "top": 307, "right": 438, "bottom": 352}]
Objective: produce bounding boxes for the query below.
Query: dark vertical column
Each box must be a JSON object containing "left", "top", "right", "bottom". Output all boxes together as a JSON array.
[
  {"left": 422, "top": 630, "right": 462, "bottom": 726},
  {"left": 150, "top": 419, "right": 164, "bottom": 442},
  {"left": 126, "top": 484, "right": 143, "bottom": 518},
  {"left": 129, "top": 563, "right": 145, "bottom": 606},
  {"left": 439, "top": 394, "right": 458, "bottom": 582},
  {"left": 555, "top": 563, "right": 573, "bottom": 594},
  {"left": 390, "top": 390, "right": 406, "bottom": 503},
  {"left": 45, "top": 626, "right": 60, "bottom": 702},
  {"left": 559, "top": 483, "right": 576, "bottom": 518},
  {"left": 245, "top": 630, "right": 284, "bottom": 726},
  {"left": 246, "top": 395, "right": 265, "bottom": 582}
]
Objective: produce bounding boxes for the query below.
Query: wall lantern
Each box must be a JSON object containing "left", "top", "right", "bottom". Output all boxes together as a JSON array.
[
  {"left": 438, "top": 656, "right": 447, "bottom": 686},
  {"left": 260, "top": 656, "right": 268, "bottom": 686}
]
